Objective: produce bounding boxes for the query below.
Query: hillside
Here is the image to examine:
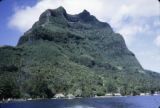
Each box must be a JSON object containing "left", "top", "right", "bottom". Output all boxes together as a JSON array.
[{"left": 0, "top": 7, "right": 160, "bottom": 99}]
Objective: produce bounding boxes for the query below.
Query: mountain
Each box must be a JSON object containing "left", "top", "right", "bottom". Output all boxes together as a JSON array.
[{"left": 0, "top": 7, "right": 160, "bottom": 99}]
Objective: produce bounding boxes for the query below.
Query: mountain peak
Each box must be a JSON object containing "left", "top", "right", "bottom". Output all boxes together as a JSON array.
[
  {"left": 55, "top": 6, "right": 66, "bottom": 13},
  {"left": 57, "top": 6, "right": 65, "bottom": 10},
  {"left": 78, "top": 9, "right": 92, "bottom": 21},
  {"left": 80, "top": 9, "right": 90, "bottom": 16},
  {"left": 18, "top": 7, "right": 114, "bottom": 45},
  {"left": 39, "top": 6, "right": 67, "bottom": 21}
]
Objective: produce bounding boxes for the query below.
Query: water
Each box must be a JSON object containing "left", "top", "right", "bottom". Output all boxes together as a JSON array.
[{"left": 1, "top": 96, "right": 160, "bottom": 108}]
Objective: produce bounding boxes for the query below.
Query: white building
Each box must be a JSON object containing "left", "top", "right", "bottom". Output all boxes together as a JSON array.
[{"left": 54, "top": 93, "right": 65, "bottom": 99}]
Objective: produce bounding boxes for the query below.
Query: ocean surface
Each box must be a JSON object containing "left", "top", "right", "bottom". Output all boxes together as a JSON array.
[{"left": 1, "top": 96, "right": 160, "bottom": 108}]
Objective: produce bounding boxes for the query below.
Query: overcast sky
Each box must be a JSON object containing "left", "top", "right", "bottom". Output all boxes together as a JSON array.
[{"left": 0, "top": 0, "right": 160, "bottom": 72}]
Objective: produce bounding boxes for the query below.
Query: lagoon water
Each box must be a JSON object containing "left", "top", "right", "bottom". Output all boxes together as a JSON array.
[{"left": 1, "top": 96, "right": 160, "bottom": 108}]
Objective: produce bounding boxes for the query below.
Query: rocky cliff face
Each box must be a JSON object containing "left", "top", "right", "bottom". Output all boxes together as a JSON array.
[
  {"left": 18, "top": 7, "right": 143, "bottom": 73},
  {"left": 0, "top": 7, "right": 160, "bottom": 99}
]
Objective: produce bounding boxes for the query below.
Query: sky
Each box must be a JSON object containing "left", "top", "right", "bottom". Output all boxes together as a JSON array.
[{"left": 0, "top": 0, "right": 160, "bottom": 72}]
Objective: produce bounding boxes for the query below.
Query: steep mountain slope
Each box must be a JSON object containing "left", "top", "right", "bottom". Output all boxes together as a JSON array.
[
  {"left": 18, "top": 7, "right": 142, "bottom": 72},
  {"left": 0, "top": 7, "right": 160, "bottom": 99}
]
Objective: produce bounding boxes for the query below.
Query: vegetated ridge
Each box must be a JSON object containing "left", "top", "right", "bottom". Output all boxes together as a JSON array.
[{"left": 0, "top": 7, "right": 160, "bottom": 99}]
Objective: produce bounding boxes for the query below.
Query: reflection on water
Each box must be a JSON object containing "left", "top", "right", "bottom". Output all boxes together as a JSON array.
[
  {"left": 1, "top": 96, "right": 160, "bottom": 108},
  {"left": 65, "top": 105, "right": 95, "bottom": 108}
]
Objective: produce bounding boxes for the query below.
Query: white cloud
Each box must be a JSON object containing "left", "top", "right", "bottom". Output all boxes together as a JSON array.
[
  {"left": 8, "top": 0, "right": 103, "bottom": 32},
  {"left": 8, "top": 0, "right": 62, "bottom": 32},
  {"left": 8, "top": 0, "right": 159, "bottom": 33},
  {"left": 136, "top": 50, "right": 160, "bottom": 72},
  {"left": 118, "top": 25, "right": 145, "bottom": 45},
  {"left": 154, "top": 35, "right": 160, "bottom": 47},
  {"left": 153, "top": 21, "right": 160, "bottom": 27}
]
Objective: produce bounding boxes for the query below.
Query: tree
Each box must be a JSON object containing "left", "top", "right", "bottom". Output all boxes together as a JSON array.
[
  {"left": 106, "top": 81, "right": 117, "bottom": 95},
  {"left": 0, "top": 75, "right": 20, "bottom": 100}
]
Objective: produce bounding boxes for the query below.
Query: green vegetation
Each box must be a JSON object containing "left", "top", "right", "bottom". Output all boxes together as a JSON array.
[{"left": 1, "top": 7, "right": 160, "bottom": 100}]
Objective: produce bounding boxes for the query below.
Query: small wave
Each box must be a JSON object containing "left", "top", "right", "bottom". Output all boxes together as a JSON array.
[{"left": 65, "top": 105, "right": 95, "bottom": 108}]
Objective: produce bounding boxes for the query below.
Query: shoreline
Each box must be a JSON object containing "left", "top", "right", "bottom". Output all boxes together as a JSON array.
[{"left": 1, "top": 94, "right": 159, "bottom": 104}]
